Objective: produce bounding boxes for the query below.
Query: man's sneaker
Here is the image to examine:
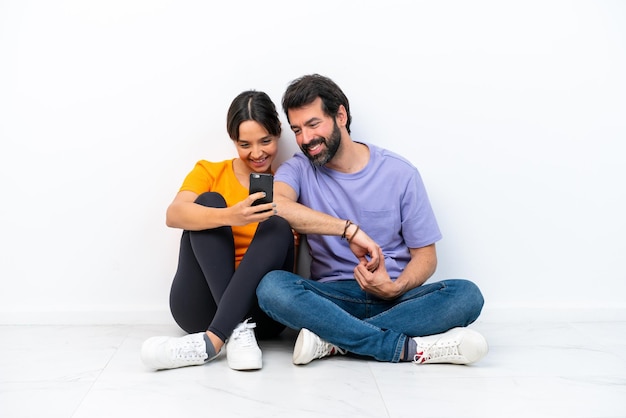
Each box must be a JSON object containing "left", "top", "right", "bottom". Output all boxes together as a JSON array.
[
  {"left": 141, "top": 332, "right": 210, "bottom": 370},
  {"left": 293, "top": 328, "right": 347, "bottom": 365},
  {"left": 226, "top": 319, "right": 262, "bottom": 370},
  {"left": 412, "top": 327, "right": 488, "bottom": 365}
]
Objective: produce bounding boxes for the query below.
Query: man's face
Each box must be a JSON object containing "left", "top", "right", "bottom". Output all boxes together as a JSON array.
[{"left": 287, "top": 98, "right": 342, "bottom": 166}]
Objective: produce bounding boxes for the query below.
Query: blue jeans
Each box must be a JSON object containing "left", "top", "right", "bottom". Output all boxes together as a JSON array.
[{"left": 256, "top": 272, "right": 484, "bottom": 362}]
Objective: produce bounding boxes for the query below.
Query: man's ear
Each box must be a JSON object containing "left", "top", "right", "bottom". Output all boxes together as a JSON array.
[{"left": 336, "top": 105, "right": 348, "bottom": 127}]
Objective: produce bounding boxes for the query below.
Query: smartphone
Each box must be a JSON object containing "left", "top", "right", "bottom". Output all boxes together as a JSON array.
[{"left": 249, "top": 173, "right": 273, "bottom": 206}]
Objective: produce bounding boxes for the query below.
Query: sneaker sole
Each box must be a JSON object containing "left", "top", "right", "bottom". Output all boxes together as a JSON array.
[
  {"left": 227, "top": 357, "right": 262, "bottom": 371},
  {"left": 292, "top": 328, "right": 313, "bottom": 365}
]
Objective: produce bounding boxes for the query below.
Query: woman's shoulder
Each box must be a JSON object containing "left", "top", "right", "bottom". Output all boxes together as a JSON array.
[
  {"left": 180, "top": 159, "right": 236, "bottom": 193},
  {"left": 192, "top": 158, "right": 235, "bottom": 173}
]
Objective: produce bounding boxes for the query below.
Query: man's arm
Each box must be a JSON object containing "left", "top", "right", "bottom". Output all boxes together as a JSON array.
[
  {"left": 354, "top": 244, "right": 437, "bottom": 300},
  {"left": 274, "top": 181, "right": 380, "bottom": 270},
  {"left": 273, "top": 181, "right": 344, "bottom": 235}
]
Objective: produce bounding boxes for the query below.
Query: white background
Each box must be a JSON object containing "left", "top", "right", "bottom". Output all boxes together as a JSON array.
[{"left": 1, "top": 0, "right": 624, "bottom": 324}]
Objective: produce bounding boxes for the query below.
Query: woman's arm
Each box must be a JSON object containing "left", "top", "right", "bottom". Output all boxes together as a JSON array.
[{"left": 165, "top": 190, "right": 274, "bottom": 231}]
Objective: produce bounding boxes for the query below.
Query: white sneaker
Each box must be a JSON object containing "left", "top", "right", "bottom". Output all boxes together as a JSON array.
[
  {"left": 292, "top": 328, "right": 347, "bottom": 365},
  {"left": 141, "top": 332, "right": 210, "bottom": 370},
  {"left": 412, "top": 327, "right": 488, "bottom": 365},
  {"left": 226, "top": 319, "right": 262, "bottom": 370}
]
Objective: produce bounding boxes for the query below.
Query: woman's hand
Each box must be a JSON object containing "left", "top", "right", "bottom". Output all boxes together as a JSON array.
[
  {"left": 166, "top": 191, "right": 275, "bottom": 230},
  {"left": 228, "top": 192, "right": 276, "bottom": 226}
]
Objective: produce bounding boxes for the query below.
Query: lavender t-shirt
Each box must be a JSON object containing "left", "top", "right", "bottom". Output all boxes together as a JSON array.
[{"left": 276, "top": 142, "right": 442, "bottom": 282}]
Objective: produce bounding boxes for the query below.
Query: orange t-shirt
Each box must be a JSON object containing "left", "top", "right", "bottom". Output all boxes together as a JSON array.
[{"left": 179, "top": 159, "right": 259, "bottom": 268}]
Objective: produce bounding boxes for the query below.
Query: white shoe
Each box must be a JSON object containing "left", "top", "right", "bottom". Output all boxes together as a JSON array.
[
  {"left": 412, "top": 327, "right": 488, "bottom": 365},
  {"left": 141, "top": 332, "right": 209, "bottom": 370},
  {"left": 292, "top": 328, "right": 347, "bottom": 365},
  {"left": 226, "top": 319, "right": 262, "bottom": 370}
]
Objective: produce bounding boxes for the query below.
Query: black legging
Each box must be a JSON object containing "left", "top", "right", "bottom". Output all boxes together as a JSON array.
[{"left": 169, "top": 192, "right": 294, "bottom": 341}]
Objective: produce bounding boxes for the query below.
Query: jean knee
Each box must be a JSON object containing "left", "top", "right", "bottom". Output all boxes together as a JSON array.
[
  {"left": 257, "top": 270, "right": 299, "bottom": 309},
  {"left": 256, "top": 271, "right": 281, "bottom": 303},
  {"left": 456, "top": 279, "right": 485, "bottom": 322}
]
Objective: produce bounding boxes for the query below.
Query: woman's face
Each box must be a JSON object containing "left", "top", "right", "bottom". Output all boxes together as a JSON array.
[{"left": 234, "top": 120, "right": 279, "bottom": 173}]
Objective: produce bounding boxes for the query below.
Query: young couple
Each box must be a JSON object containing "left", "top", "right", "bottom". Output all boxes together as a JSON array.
[{"left": 141, "top": 74, "right": 488, "bottom": 372}]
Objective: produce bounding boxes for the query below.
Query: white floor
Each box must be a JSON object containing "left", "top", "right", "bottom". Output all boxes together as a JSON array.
[{"left": 1, "top": 320, "right": 625, "bottom": 418}]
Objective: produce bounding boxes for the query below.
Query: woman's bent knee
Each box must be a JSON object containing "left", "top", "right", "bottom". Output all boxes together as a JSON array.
[
  {"left": 256, "top": 215, "right": 292, "bottom": 240},
  {"left": 195, "top": 192, "right": 226, "bottom": 208}
]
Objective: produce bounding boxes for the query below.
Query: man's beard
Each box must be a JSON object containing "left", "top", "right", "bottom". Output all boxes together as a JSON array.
[{"left": 300, "top": 121, "right": 341, "bottom": 167}]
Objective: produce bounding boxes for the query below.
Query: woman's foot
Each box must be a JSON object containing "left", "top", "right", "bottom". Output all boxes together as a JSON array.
[
  {"left": 226, "top": 319, "right": 262, "bottom": 370},
  {"left": 141, "top": 332, "right": 219, "bottom": 370}
]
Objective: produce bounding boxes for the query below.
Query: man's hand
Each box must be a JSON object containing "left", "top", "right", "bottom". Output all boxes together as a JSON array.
[
  {"left": 347, "top": 225, "right": 380, "bottom": 272},
  {"left": 353, "top": 248, "right": 404, "bottom": 300}
]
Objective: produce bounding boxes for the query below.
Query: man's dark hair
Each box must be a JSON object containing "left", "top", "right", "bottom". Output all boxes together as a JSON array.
[{"left": 282, "top": 74, "right": 352, "bottom": 134}]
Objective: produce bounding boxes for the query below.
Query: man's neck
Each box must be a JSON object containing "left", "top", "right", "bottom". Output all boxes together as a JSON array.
[{"left": 325, "top": 138, "right": 369, "bottom": 173}]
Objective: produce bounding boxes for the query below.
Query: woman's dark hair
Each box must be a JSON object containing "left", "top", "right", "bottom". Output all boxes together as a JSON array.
[
  {"left": 226, "top": 91, "right": 281, "bottom": 140},
  {"left": 282, "top": 74, "right": 352, "bottom": 133}
]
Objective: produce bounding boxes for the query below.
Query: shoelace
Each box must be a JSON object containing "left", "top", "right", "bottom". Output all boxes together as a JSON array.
[
  {"left": 172, "top": 338, "right": 206, "bottom": 361},
  {"left": 315, "top": 339, "right": 347, "bottom": 359},
  {"left": 232, "top": 320, "right": 257, "bottom": 348},
  {"left": 413, "top": 340, "right": 460, "bottom": 364}
]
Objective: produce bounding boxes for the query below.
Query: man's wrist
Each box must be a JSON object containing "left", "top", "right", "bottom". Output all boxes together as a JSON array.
[
  {"left": 340, "top": 219, "right": 360, "bottom": 242},
  {"left": 346, "top": 223, "right": 360, "bottom": 243},
  {"left": 341, "top": 219, "right": 352, "bottom": 239}
]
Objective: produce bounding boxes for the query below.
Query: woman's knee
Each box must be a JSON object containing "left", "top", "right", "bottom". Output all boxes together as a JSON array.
[
  {"left": 195, "top": 192, "right": 226, "bottom": 208},
  {"left": 169, "top": 296, "right": 212, "bottom": 334},
  {"left": 257, "top": 215, "right": 292, "bottom": 239}
]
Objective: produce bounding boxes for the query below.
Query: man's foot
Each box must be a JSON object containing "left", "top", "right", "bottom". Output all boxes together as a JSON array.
[
  {"left": 141, "top": 332, "right": 212, "bottom": 370},
  {"left": 292, "top": 328, "right": 347, "bottom": 365},
  {"left": 412, "top": 327, "right": 488, "bottom": 365},
  {"left": 226, "top": 319, "right": 262, "bottom": 371}
]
